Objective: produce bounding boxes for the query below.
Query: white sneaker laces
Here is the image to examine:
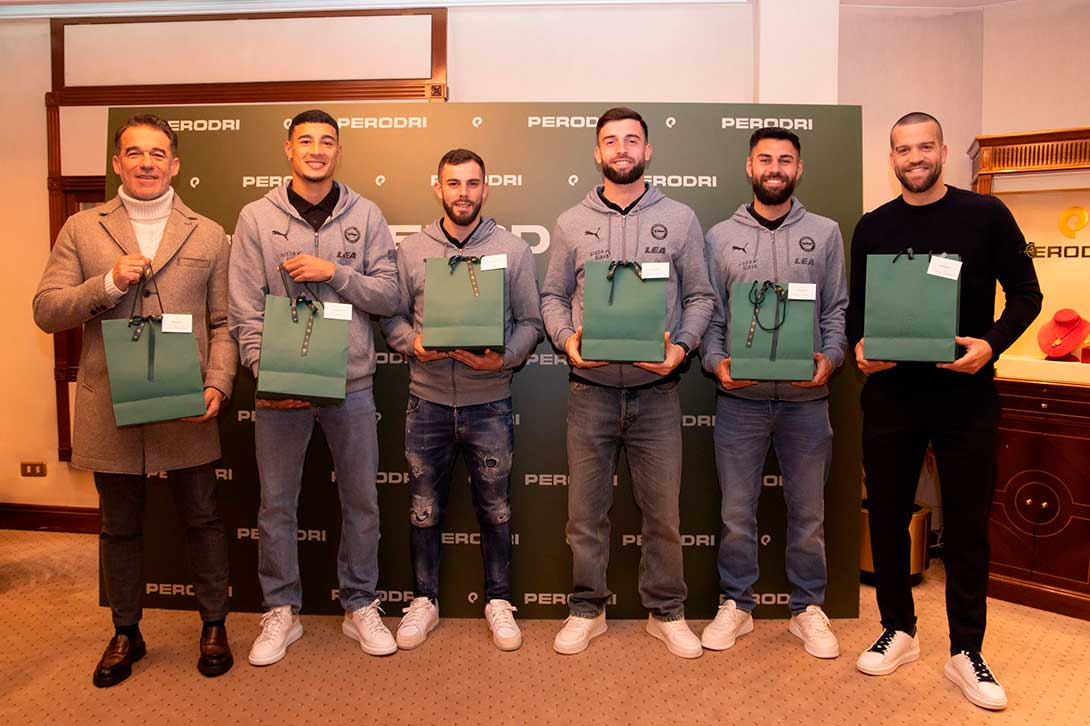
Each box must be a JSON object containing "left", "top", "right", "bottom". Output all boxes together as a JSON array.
[
  {"left": 257, "top": 608, "right": 289, "bottom": 643},
  {"left": 399, "top": 599, "right": 432, "bottom": 631},
  {"left": 797, "top": 607, "right": 832, "bottom": 637},
  {"left": 356, "top": 601, "right": 388, "bottom": 635},
  {"left": 489, "top": 601, "right": 518, "bottom": 631}
]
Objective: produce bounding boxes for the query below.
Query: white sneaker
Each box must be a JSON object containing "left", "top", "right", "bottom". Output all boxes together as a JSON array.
[
  {"left": 248, "top": 605, "right": 303, "bottom": 666},
  {"left": 484, "top": 599, "right": 523, "bottom": 651},
  {"left": 646, "top": 615, "right": 702, "bottom": 659},
  {"left": 945, "top": 651, "right": 1008, "bottom": 710},
  {"left": 342, "top": 599, "right": 397, "bottom": 656},
  {"left": 856, "top": 628, "right": 920, "bottom": 675},
  {"left": 788, "top": 605, "right": 840, "bottom": 659},
  {"left": 395, "top": 597, "right": 439, "bottom": 650},
  {"left": 701, "top": 599, "right": 754, "bottom": 651},
  {"left": 553, "top": 611, "right": 607, "bottom": 655}
]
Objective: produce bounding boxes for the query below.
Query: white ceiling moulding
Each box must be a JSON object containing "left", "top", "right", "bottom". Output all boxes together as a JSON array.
[{"left": 2, "top": 0, "right": 747, "bottom": 19}]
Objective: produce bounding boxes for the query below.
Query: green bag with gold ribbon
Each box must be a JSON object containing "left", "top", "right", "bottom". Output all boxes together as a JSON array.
[
  {"left": 421, "top": 255, "right": 505, "bottom": 351},
  {"left": 101, "top": 274, "right": 206, "bottom": 427},
  {"left": 256, "top": 268, "right": 349, "bottom": 405}
]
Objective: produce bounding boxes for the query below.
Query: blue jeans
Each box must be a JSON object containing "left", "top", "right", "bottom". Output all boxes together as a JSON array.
[
  {"left": 713, "top": 394, "right": 832, "bottom": 614},
  {"left": 566, "top": 378, "right": 686, "bottom": 620},
  {"left": 255, "top": 388, "right": 380, "bottom": 613},
  {"left": 405, "top": 395, "right": 514, "bottom": 601}
]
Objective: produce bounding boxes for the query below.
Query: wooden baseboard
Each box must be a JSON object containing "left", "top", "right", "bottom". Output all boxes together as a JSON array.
[
  {"left": 0, "top": 503, "right": 98, "bottom": 534},
  {"left": 989, "top": 573, "right": 1090, "bottom": 621}
]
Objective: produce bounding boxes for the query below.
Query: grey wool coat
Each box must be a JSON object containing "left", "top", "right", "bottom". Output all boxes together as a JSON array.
[{"left": 33, "top": 194, "right": 237, "bottom": 474}]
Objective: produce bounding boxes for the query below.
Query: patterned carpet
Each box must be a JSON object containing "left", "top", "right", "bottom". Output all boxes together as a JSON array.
[{"left": 1, "top": 528, "right": 1087, "bottom": 725}]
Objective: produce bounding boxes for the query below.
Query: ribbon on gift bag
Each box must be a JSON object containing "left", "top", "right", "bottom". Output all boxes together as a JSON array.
[
  {"left": 278, "top": 265, "right": 324, "bottom": 357},
  {"left": 746, "top": 280, "right": 789, "bottom": 361},
  {"left": 448, "top": 255, "right": 482, "bottom": 297},
  {"left": 606, "top": 259, "right": 643, "bottom": 305}
]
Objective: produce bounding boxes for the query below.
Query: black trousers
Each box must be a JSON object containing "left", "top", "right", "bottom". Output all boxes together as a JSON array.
[
  {"left": 94, "top": 464, "right": 230, "bottom": 627},
  {"left": 861, "top": 372, "right": 999, "bottom": 654}
]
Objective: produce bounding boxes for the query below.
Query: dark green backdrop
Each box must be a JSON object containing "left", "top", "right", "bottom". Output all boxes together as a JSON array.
[{"left": 106, "top": 102, "right": 863, "bottom": 619}]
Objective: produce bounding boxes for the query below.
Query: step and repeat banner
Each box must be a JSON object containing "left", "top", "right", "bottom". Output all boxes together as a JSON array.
[{"left": 105, "top": 102, "right": 863, "bottom": 619}]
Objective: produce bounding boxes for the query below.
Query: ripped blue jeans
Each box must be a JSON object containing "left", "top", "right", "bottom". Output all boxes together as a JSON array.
[{"left": 404, "top": 394, "right": 514, "bottom": 602}]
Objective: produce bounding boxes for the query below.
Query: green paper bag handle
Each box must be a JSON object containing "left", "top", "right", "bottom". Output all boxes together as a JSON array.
[
  {"left": 605, "top": 259, "right": 643, "bottom": 305},
  {"left": 448, "top": 255, "right": 482, "bottom": 297},
  {"left": 746, "top": 280, "right": 789, "bottom": 362},
  {"left": 277, "top": 265, "right": 324, "bottom": 357},
  {"left": 126, "top": 267, "right": 166, "bottom": 381}
]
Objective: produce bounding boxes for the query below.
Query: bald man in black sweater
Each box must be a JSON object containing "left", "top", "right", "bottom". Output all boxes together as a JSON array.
[{"left": 846, "top": 112, "right": 1041, "bottom": 711}]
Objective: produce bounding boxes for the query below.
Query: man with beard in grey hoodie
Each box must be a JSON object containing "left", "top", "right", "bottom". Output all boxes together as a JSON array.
[
  {"left": 380, "top": 148, "right": 543, "bottom": 652},
  {"left": 701, "top": 127, "right": 848, "bottom": 659},
  {"left": 229, "top": 109, "right": 401, "bottom": 665},
  {"left": 541, "top": 106, "right": 716, "bottom": 659}
]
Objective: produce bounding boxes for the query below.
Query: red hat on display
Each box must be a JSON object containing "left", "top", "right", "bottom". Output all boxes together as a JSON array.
[{"left": 1037, "top": 309, "right": 1090, "bottom": 358}]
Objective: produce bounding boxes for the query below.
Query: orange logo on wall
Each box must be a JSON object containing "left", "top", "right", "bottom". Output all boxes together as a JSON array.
[{"left": 1059, "top": 206, "right": 1088, "bottom": 239}]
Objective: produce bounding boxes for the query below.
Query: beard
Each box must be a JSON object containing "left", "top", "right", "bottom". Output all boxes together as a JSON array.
[
  {"left": 750, "top": 172, "right": 797, "bottom": 206},
  {"left": 443, "top": 197, "right": 482, "bottom": 227},
  {"left": 602, "top": 156, "right": 646, "bottom": 185},
  {"left": 895, "top": 159, "right": 943, "bottom": 194}
]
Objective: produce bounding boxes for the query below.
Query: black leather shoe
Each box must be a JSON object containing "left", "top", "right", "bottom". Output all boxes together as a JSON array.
[
  {"left": 198, "top": 623, "right": 234, "bottom": 677},
  {"left": 92, "top": 632, "right": 146, "bottom": 688}
]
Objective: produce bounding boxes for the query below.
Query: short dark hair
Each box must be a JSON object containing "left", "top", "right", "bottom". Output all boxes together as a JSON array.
[
  {"left": 288, "top": 109, "right": 339, "bottom": 140},
  {"left": 595, "top": 106, "right": 648, "bottom": 141},
  {"left": 113, "top": 114, "right": 178, "bottom": 155},
  {"left": 890, "top": 111, "right": 943, "bottom": 146},
  {"left": 749, "top": 127, "right": 801, "bottom": 156},
  {"left": 437, "top": 148, "right": 486, "bottom": 179}
]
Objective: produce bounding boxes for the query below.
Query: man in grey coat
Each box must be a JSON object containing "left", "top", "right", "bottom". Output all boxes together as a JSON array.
[
  {"left": 701, "top": 126, "right": 848, "bottom": 659},
  {"left": 33, "top": 114, "right": 237, "bottom": 687},
  {"left": 381, "top": 148, "right": 544, "bottom": 652},
  {"left": 229, "top": 109, "right": 401, "bottom": 665},
  {"left": 541, "top": 106, "right": 716, "bottom": 658}
]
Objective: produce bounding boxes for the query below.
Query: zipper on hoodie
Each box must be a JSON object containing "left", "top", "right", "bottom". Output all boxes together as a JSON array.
[{"left": 770, "top": 229, "right": 780, "bottom": 401}]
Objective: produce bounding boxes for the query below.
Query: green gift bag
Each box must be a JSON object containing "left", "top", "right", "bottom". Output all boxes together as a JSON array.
[
  {"left": 581, "top": 260, "right": 667, "bottom": 362},
  {"left": 864, "top": 251, "right": 960, "bottom": 362},
  {"left": 421, "top": 255, "right": 505, "bottom": 351},
  {"left": 728, "top": 281, "right": 815, "bottom": 381},
  {"left": 102, "top": 274, "right": 206, "bottom": 427},
  {"left": 256, "top": 269, "right": 349, "bottom": 405}
]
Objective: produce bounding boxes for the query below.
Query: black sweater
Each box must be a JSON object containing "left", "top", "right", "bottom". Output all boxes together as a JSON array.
[{"left": 846, "top": 185, "right": 1042, "bottom": 380}]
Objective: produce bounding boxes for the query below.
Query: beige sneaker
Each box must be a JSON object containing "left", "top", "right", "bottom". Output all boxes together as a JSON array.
[
  {"left": 484, "top": 599, "right": 523, "bottom": 651},
  {"left": 395, "top": 597, "right": 439, "bottom": 650},
  {"left": 342, "top": 599, "right": 397, "bottom": 656},
  {"left": 646, "top": 615, "right": 702, "bottom": 659},
  {"left": 248, "top": 605, "right": 302, "bottom": 666},
  {"left": 553, "top": 611, "right": 606, "bottom": 655},
  {"left": 788, "top": 605, "right": 840, "bottom": 658},
  {"left": 700, "top": 599, "right": 753, "bottom": 651}
]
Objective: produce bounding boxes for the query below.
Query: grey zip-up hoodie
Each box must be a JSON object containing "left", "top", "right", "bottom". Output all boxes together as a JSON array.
[
  {"left": 228, "top": 181, "right": 400, "bottom": 393},
  {"left": 540, "top": 185, "right": 716, "bottom": 388},
  {"left": 380, "top": 218, "right": 544, "bottom": 407},
  {"left": 702, "top": 198, "right": 848, "bottom": 401}
]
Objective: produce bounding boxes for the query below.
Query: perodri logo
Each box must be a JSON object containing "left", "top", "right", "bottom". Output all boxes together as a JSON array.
[
  {"left": 717, "top": 592, "right": 791, "bottom": 606},
  {"left": 167, "top": 119, "right": 240, "bottom": 132},
  {"left": 148, "top": 583, "right": 234, "bottom": 596},
  {"left": 242, "top": 175, "right": 292, "bottom": 188},
  {"left": 281, "top": 116, "right": 427, "bottom": 131},
  {"left": 682, "top": 415, "right": 715, "bottom": 427},
  {"left": 430, "top": 174, "right": 523, "bottom": 187},
  {"left": 644, "top": 174, "right": 718, "bottom": 189},
  {"left": 441, "top": 532, "right": 521, "bottom": 545},
  {"left": 525, "top": 593, "right": 617, "bottom": 605},
  {"left": 527, "top": 352, "right": 568, "bottom": 366},
  {"left": 389, "top": 224, "right": 550, "bottom": 254},
  {"left": 376, "top": 471, "right": 410, "bottom": 485},
  {"left": 722, "top": 117, "right": 814, "bottom": 131},
  {"left": 237, "top": 528, "right": 328, "bottom": 542},
  {"left": 214, "top": 468, "right": 233, "bottom": 480},
  {"left": 528, "top": 116, "right": 598, "bottom": 128},
  {"left": 333, "top": 589, "right": 415, "bottom": 602},
  {"left": 1025, "top": 205, "right": 1090, "bottom": 259},
  {"left": 375, "top": 352, "right": 409, "bottom": 365},
  {"left": 237, "top": 410, "right": 255, "bottom": 422},
  {"left": 525, "top": 474, "right": 619, "bottom": 487},
  {"left": 623, "top": 534, "right": 716, "bottom": 546}
]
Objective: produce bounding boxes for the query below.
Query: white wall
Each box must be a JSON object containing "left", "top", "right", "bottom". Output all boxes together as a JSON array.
[
  {"left": 839, "top": 6, "right": 983, "bottom": 214},
  {"left": 982, "top": 0, "right": 1090, "bottom": 134}
]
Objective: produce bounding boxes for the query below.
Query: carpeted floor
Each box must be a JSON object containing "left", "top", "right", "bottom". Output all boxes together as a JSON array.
[{"left": 1, "top": 529, "right": 1087, "bottom": 725}]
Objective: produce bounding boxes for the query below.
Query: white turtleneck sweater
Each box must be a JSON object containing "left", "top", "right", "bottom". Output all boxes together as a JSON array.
[{"left": 103, "top": 187, "right": 175, "bottom": 302}]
